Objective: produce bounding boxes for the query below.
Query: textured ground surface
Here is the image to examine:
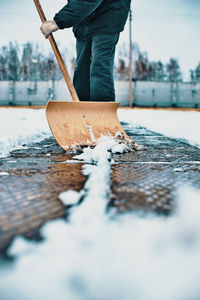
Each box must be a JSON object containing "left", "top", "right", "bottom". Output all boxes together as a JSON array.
[{"left": 0, "top": 123, "right": 200, "bottom": 253}]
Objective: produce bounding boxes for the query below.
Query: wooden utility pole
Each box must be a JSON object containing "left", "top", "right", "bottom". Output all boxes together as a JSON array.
[{"left": 129, "top": 8, "right": 133, "bottom": 107}]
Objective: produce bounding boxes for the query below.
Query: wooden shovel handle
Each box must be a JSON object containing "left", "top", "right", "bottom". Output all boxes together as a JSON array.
[{"left": 33, "top": 0, "right": 79, "bottom": 102}]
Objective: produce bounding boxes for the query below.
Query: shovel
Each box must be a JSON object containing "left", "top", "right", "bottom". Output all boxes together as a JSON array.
[{"left": 33, "top": 0, "right": 130, "bottom": 150}]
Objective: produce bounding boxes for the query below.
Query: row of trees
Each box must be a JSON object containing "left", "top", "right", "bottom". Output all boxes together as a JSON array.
[
  {"left": 135, "top": 54, "right": 183, "bottom": 82},
  {"left": 0, "top": 42, "right": 63, "bottom": 82},
  {"left": 133, "top": 54, "right": 200, "bottom": 83},
  {"left": 117, "top": 54, "right": 183, "bottom": 82},
  {"left": 190, "top": 64, "right": 200, "bottom": 83},
  {"left": 0, "top": 42, "right": 199, "bottom": 83}
]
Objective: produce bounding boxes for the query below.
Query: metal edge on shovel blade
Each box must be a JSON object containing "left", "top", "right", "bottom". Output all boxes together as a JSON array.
[{"left": 46, "top": 101, "right": 130, "bottom": 150}]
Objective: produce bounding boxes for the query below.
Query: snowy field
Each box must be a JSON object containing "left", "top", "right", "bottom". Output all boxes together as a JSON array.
[
  {"left": 0, "top": 108, "right": 200, "bottom": 159},
  {"left": 0, "top": 107, "right": 200, "bottom": 300},
  {"left": 118, "top": 108, "right": 200, "bottom": 149}
]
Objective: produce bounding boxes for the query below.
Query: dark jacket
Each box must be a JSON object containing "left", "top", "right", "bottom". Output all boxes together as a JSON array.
[{"left": 54, "top": 0, "right": 131, "bottom": 40}]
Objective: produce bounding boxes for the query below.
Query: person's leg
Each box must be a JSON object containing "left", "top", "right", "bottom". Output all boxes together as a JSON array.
[
  {"left": 73, "top": 39, "right": 92, "bottom": 101},
  {"left": 90, "top": 33, "right": 120, "bottom": 102}
]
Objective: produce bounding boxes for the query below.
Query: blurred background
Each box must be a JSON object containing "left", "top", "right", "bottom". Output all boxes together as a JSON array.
[{"left": 0, "top": 0, "right": 200, "bottom": 107}]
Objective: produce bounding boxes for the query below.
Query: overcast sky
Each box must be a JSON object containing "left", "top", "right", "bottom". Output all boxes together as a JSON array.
[{"left": 0, "top": 0, "right": 200, "bottom": 80}]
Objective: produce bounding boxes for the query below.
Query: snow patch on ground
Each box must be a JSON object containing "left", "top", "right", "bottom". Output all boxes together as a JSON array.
[
  {"left": 0, "top": 108, "right": 199, "bottom": 158},
  {"left": 59, "top": 190, "right": 84, "bottom": 206},
  {"left": 118, "top": 109, "right": 200, "bottom": 148},
  {"left": 1, "top": 134, "right": 200, "bottom": 300},
  {"left": 1, "top": 185, "right": 200, "bottom": 300},
  {"left": 0, "top": 108, "right": 200, "bottom": 299},
  {"left": 0, "top": 172, "right": 9, "bottom": 176},
  {"left": 0, "top": 108, "right": 51, "bottom": 158}
]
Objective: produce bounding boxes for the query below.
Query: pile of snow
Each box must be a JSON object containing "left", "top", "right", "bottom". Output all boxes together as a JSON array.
[
  {"left": 118, "top": 109, "right": 200, "bottom": 148},
  {"left": 0, "top": 108, "right": 51, "bottom": 158},
  {"left": 67, "top": 131, "right": 143, "bottom": 153}
]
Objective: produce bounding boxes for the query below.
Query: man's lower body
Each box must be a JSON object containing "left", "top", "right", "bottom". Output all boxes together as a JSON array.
[{"left": 73, "top": 33, "right": 120, "bottom": 102}]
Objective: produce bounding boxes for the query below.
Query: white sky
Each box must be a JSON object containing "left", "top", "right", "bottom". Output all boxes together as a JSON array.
[{"left": 0, "top": 0, "right": 200, "bottom": 80}]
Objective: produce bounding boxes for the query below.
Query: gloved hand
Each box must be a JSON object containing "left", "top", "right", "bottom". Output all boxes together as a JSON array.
[{"left": 40, "top": 20, "right": 59, "bottom": 39}]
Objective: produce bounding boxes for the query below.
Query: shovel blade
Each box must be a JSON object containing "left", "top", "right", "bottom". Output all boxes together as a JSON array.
[{"left": 46, "top": 101, "right": 129, "bottom": 150}]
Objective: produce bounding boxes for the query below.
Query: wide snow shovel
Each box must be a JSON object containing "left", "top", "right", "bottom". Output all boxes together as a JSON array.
[{"left": 34, "top": 0, "right": 130, "bottom": 151}]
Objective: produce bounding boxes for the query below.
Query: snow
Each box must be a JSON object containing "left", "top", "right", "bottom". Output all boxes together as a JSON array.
[
  {"left": 0, "top": 108, "right": 199, "bottom": 159},
  {"left": 1, "top": 183, "right": 200, "bottom": 300},
  {"left": 8, "top": 236, "right": 36, "bottom": 257},
  {"left": 0, "top": 107, "right": 200, "bottom": 299},
  {"left": 173, "top": 167, "right": 184, "bottom": 172},
  {"left": 73, "top": 135, "right": 131, "bottom": 164},
  {"left": 118, "top": 109, "right": 200, "bottom": 148},
  {"left": 0, "top": 172, "right": 9, "bottom": 176},
  {"left": 59, "top": 190, "right": 83, "bottom": 206},
  {"left": 0, "top": 108, "right": 51, "bottom": 158}
]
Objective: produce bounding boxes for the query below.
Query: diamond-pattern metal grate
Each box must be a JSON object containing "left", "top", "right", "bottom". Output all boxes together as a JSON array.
[{"left": 0, "top": 126, "right": 200, "bottom": 253}]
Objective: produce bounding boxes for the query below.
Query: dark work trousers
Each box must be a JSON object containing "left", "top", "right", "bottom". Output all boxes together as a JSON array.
[{"left": 73, "top": 33, "right": 120, "bottom": 102}]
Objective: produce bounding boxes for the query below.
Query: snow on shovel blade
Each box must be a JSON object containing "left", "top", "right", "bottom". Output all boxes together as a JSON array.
[{"left": 46, "top": 101, "right": 130, "bottom": 151}]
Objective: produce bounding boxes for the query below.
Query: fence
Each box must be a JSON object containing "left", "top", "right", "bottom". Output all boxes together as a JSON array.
[{"left": 0, "top": 80, "right": 200, "bottom": 108}]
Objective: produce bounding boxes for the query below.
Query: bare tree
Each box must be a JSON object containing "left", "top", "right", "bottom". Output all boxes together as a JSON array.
[{"left": 166, "top": 58, "right": 182, "bottom": 82}]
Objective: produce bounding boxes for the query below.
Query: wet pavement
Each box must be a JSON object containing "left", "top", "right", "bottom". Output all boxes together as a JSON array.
[{"left": 0, "top": 123, "right": 200, "bottom": 253}]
